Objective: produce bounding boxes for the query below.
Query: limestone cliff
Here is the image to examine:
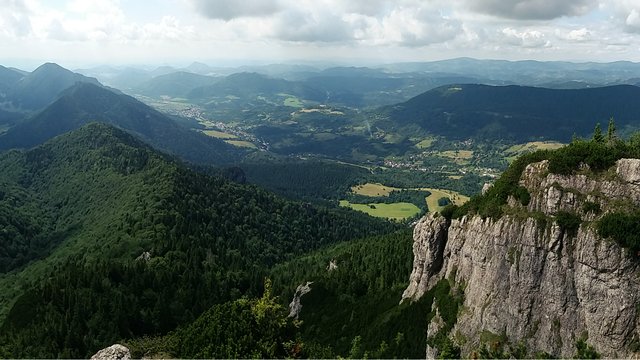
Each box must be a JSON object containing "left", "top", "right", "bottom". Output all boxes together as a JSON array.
[{"left": 403, "top": 159, "right": 640, "bottom": 358}]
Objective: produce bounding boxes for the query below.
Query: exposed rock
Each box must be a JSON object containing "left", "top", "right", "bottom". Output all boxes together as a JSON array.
[
  {"left": 136, "top": 251, "right": 151, "bottom": 262},
  {"left": 91, "top": 344, "right": 131, "bottom": 360},
  {"left": 481, "top": 182, "right": 493, "bottom": 195},
  {"left": 288, "top": 281, "right": 313, "bottom": 319},
  {"left": 327, "top": 259, "right": 338, "bottom": 271},
  {"left": 404, "top": 160, "right": 640, "bottom": 358},
  {"left": 426, "top": 302, "right": 444, "bottom": 360},
  {"left": 402, "top": 215, "right": 449, "bottom": 301}
]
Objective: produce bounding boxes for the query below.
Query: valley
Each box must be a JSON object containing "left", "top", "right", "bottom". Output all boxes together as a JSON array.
[{"left": 0, "top": 57, "right": 639, "bottom": 358}]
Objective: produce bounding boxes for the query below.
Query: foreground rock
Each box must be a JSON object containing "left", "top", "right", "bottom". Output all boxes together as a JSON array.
[
  {"left": 404, "top": 159, "right": 640, "bottom": 358},
  {"left": 91, "top": 344, "right": 131, "bottom": 360}
]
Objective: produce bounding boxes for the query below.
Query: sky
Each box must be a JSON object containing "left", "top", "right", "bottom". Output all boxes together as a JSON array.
[{"left": 2, "top": 0, "right": 640, "bottom": 69}]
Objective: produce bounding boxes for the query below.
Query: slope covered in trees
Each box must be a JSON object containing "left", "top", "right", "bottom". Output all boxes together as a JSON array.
[
  {"left": 0, "top": 123, "right": 396, "bottom": 357},
  {"left": 382, "top": 84, "right": 640, "bottom": 141}
]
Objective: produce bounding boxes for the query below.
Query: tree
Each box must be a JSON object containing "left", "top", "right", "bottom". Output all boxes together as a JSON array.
[
  {"left": 607, "top": 117, "right": 617, "bottom": 145},
  {"left": 592, "top": 123, "right": 604, "bottom": 143}
]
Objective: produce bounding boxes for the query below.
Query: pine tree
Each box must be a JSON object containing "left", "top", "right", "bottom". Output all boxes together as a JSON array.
[
  {"left": 592, "top": 123, "right": 604, "bottom": 143},
  {"left": 607, "top": 117, "right": 616, "bottom": 144}
]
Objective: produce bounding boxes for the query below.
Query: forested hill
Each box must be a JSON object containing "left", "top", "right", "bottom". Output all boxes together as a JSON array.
[
  {"left": 382, "top": 84, "right": 640, "bottom": 141},
  {"left": 8, "top": 62, "right": 101, "bottom": 110},
  {"left": 0, "top": 82, "right": 244, "bottom": 165},
  {"left": 0, "top": 123, "right": 396, "bottom": 358}
]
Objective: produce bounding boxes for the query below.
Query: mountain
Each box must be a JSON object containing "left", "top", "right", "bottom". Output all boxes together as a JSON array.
[
  {"left": 383, "top": 84, "right": 640, "bottom": 141},
  {"left": 383, "top": 57, "right": 640, "bottom": 85},
  {"left": 8, "top": 62, "right": 101, "bottom": 110},
  {"left": 0, "top": 122, "right": 395, "bottom": 357},
  {"left": 403, "top": 136, "right": 640, "bottom": 358},
  {"left": 188, "top": 72, "right": 324, "bottom": 101},
  {"left": 0, "top": 65, "right": 24, "bottom": 95},
  {"left": 134, "top": 71, "right": 219, "bottom": 98},
  {"left": 75, "top": 65, "right": 153, "bottom": 90},
  {"left": 0, "top": 82, "right": 243, "bottom": 165}
]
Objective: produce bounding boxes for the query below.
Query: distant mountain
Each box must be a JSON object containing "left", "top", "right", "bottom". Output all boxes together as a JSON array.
[
  {"left": 0, "top": 82, "right": 244, "bottom": 164},
  {"left": 8, "top": 63, "right": 101, "bottom": 110},
  {"left": 134, "top": 71, "right": 219, "bottom": 98},
  {"left": 382, "top": 58, "right": 640, "bottom": 86},
  {"left": 382, "top": 84, "right": 640, "bottom": 141},
  {"left": 188, "top": 72, "right": 325, "bottom": 101},
  {"left": 75, "top": 65, "right": 152, "bottom": 90},
  {"left": 0, "top": 65, "right": 24, "bottom": 95}
]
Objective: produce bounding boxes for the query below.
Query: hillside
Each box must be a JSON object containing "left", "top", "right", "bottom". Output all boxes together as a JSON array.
[
  {"left": 134, "top": 71, "right": 219, "bottom": 98},
  {"left": 0, "top": 82, "right": 244, "bottom": 165},
  {"left": 383, "top": 84, "right": 640, "bottom": 141},
  {"left": 8, "top": 63, "right": 101, "bottom": 110},
  {"left": 0, "top": 123, "right": 396, "bottom": 357},
  {"left": 403, "top": 130, "right": 640, "bottom": 358},
  {"left": 188, "top": 72, "right": 324, "bottom": 101},
  {"left": 0, "top": 65, "right": 24, "bottom": 95}
]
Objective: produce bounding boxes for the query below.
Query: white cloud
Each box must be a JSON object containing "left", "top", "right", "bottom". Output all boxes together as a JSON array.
[{"left": 500, "top": 27, "right": 552, "bottom": 48}]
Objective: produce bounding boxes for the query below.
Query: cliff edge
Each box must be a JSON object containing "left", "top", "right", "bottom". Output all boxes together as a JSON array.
[{"left": 403, "top": 158, "right": 640, "bottom": 358}]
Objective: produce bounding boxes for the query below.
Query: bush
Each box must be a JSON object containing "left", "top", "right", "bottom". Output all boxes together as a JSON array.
[
  {"left": 597, "top": 211, "right": 640, "bottom": 257},
  {"left": 555, "top": 211, "right": 582, "bottom": 237}
]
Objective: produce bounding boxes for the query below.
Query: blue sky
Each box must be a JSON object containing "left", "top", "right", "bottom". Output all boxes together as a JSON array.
[{"left": 2, "top": 0, "right": 640, "bottom": 69}]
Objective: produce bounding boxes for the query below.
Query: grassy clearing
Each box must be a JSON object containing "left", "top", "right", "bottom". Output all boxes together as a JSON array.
[
  {"left": 282, "top": 96, "right": 304, "bottom": 108},
  {"left": 313, "top": 132, "right": 339, "bottom": 141},
  {"left": 225, "top": 140, "right": 257, "bottom": 149},
  {"left": 351, "top": 183, "right": 400, "bottom": 197},
  {"left": 339, "top": 200, "right": 421, "bottom": 220},
  {"left": 505, "top": 141, "right": 565, "bottom": 162},
  {"left": 420, "top": 188, "right": 470, "bottom": 213},
  {"left": 202, "top": 130, "right": 237, "bottom": 139},
  {"left": 439, "top": 150, "right": 473, "bottom": 160},
  {"left": 415, "top": 138, "right": 435, "bottom": 149},
  {"left": 448, "top": 175, "right": 463, "bottom": 180}
]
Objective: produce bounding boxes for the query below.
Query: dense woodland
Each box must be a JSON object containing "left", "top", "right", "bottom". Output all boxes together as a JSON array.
[{"left": 0, "top": 123, "right": 398, "bottom": 357}]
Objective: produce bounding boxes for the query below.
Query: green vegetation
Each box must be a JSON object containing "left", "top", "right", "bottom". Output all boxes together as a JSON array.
[
  {"left": 270, "top": 229, "right": 430, "bottom": 359},
  {"left": 575, "top": 338, "right": 601, "bottom": 359},
  {"left": 339, "top": 200, "right": 422, "bottom": 220},
  {"left": 556, "top": 211, "right": 582, "bottom": 237},
  {"left": 0, "top": 123, "right": 397, "bottom": 357},
  {"left": 597, "top": 211, "right": 640, "bottom": 257}
]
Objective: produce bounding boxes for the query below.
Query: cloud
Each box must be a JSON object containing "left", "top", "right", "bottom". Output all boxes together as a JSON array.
[
  {"left": 378, "top": 7, "right": 463, "bottom": 46},
  {"left": 271, "top": 8, "right": 353, "bottom": 42},
  {"left": 0, "top": 0, "right": 34, "bottom": 38},
  {"left": 189, "top": 0, "right": 283, "bottom": 20},
  {"left": 499, "top": 27, "right": 551, "bottom": 47},
  {"left": 466, "top": 0, "right": 597, "bottom": 20}
]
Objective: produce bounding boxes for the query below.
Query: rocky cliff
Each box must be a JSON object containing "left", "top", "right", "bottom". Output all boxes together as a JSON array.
[{"left": 403, "top": 159, "right": 640, "bottom": 358}]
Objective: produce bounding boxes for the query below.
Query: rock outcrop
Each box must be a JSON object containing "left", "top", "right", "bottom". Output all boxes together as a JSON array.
[
  {"left": 288, "top": 281, "right": 313, "bottom": 319},
  {"left": 404, "top": 159, "right": 640, "bottom": 358},
  {"left": 91, "top": 344, "right": 131, "bottom": 360}
]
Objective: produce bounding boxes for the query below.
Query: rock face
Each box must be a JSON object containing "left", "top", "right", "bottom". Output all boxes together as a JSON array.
[
  {"left": 403, "top": 159, "right": 640, "bottom": 358},
  {"left": 91, "top": 344, "right": 131, "bottom": 360},
  {"left": 288, "top": 281, "right": 313, "bottom": 319}
]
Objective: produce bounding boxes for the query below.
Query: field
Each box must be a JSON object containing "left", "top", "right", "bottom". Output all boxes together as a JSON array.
[
  {"left": 339, "top": 200, "right": 421, "bottom": 220},
  {"left": 420, "top": 188, "right": 470, "bottom": 213},
  {"left": 225, "top": 140, "right": 258, "bottom": 149},
  {"left": 438, "top": 150, "right": 473, "bottom": 164},
  {"left": 505, "top": 141, "right": 565, "bottom": 162},
  {"left": 202, "top": 130, "right": 237, "bottom": 139},
  {"left": 415, "top": 138, "right": 435, "bottom": 149},
  {"left": 351, "top": 183, "right": 400, "bottom": 197}
]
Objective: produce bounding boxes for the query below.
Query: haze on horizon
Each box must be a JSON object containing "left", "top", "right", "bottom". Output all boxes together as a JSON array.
[{"left": 3, "top": 0, "right": 640, "bottom": 70}]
